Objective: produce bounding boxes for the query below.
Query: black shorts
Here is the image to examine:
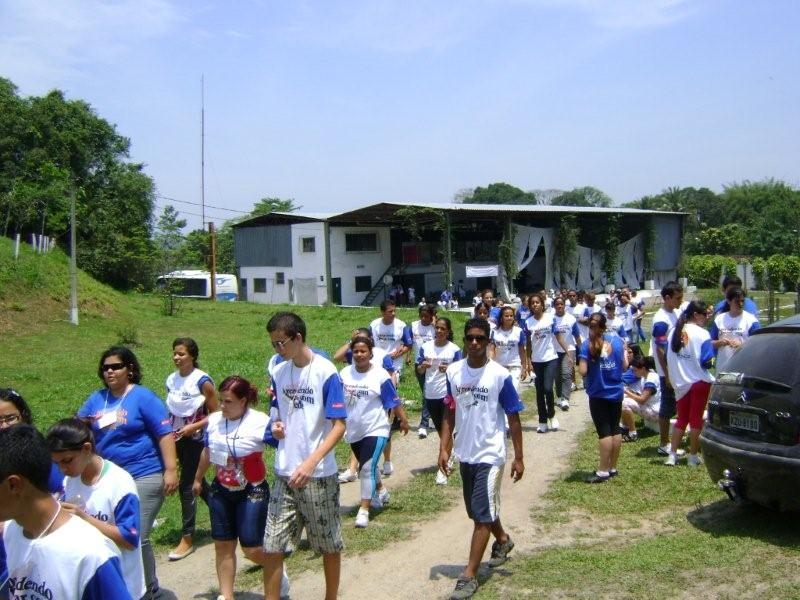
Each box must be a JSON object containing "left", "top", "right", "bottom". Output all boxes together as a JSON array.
[{"left": 588, "top": 397, "right": 623, "bottom": 439}]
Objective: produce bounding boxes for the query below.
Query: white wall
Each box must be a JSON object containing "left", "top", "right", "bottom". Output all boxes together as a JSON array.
[
  {"left": 329, "top": 226, "right": 392, "bottom": 306},
  {"left": 240, "top": 222, "right": 328, "bottom": 305}
]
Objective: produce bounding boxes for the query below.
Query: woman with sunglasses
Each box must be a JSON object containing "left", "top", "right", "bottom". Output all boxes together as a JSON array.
[
  {"left": 46, "top": 417, "right": 146, "bottom": 599},
  {"left": 665, "top": 301, "right": 715, "bottom": 466},
  {"left": 578, "top": 313, "right": 628, "bottom": 483},
  {"left": 77, "top": 345, "right": 178, "bottom": 600},
  {"left": 165, "top": 337, "right": 219, "bottom": 561}
]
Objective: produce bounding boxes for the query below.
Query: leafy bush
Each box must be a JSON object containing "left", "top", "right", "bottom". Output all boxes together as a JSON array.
[
  {"left": 682, "top": 255, "right": 737, "bottom": 288},
  {"left": 752, "top": 255, "right": 800, "bottom": 291}
]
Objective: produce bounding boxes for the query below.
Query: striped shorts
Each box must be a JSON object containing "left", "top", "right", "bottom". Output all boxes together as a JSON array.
[{"left": 459, "top": 462, "right": 504, "bottom": 524}]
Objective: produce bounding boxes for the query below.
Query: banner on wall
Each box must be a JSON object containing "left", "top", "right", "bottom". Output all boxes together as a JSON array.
[{"left": 465, "top": 265, "right": 499, "bottom": 278}]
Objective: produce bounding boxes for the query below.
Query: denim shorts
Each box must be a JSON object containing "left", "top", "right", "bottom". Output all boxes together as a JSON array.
[{"left": 208, "top": 479, "right": 269, "bottom": 547}]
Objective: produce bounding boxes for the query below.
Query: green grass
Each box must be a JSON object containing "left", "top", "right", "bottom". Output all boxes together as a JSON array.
[
  {"left": 477, "top": 425, "right": 800, "bottom": 599},
  {"left": 4, "top": 237, "right": 800, "bottom": 598}
]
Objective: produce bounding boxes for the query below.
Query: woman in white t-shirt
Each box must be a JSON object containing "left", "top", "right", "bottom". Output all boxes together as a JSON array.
[
  {"left": 710, "top": 286, "right": 760, "bottom": 373},
  {"left": 525, "top": 293, "right": 567, "bottom": 433},
  {"left": 417, "top": 317, "right": 463, "bottom": 485},
  {"left": 341, "top": 336, "right": 408, "bottom": 528},
  {"left": 47, "top": 417, "right": 146, "bottom": 600},
  {"left": 165, "top": 337, "right": 218, "bottom": 561},
  {"left": 665, "top": 301, "right": 715, "bottom": 467},
  {"left": 489, "top": 306, "right": 528, "bottom": 391},
  {"left": 621, "top": 356, "right": 661, "bottom": 442},
  {"left": 192, "top": 376, "right": 287, "bottom": 600},
  {"left": 552, "top": 297, "right": 582, "bottom": 411}
]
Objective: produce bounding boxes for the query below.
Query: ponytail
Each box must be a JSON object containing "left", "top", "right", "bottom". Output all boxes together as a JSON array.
[
  {"left": 588, "top": 312, "right": 607, "bottom": 360},
  {"left": 670, "top": 300, "right": 709, "bottom": 353}
]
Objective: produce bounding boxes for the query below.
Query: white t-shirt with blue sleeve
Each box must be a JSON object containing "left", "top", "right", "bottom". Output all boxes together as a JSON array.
[{"left": 269, "top": 353, "right": 347, "bottom": 478}]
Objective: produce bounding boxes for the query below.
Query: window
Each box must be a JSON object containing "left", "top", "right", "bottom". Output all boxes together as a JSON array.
[
  {"left": 345, "top": 232, "right": 379, "bottom": 252},
  {"left": 254, "top": 278, "right": 267, "bottom": 293},
  {"left": 355, "top": 276, "right": 372, "bottom": 292},
  {"left": 301, "top": 236, "right": 316, "bottom": 253},
  {"left": 276, "top": 272, "right": 285, "bottom": 285}
]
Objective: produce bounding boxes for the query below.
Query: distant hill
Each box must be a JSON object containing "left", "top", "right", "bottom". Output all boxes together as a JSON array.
[{"left": 0, "top": 236, "right": 124, "bottom": 335}]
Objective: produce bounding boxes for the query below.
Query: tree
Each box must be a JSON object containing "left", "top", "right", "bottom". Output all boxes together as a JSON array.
[
  {"left": 551, "top": 186, "right": 612, "bottom": 207},
  {"left": 461, "top": 183, "right": 538, "bottom": 205},
  {"left": 0, "top": 78, "right": 156, "bottom": 290},
  {"left": 154, "top": 205, "right": 187, "bottom": 270},
  {"left": 250, "top": 197, "right": 301, "bottom": 216}
]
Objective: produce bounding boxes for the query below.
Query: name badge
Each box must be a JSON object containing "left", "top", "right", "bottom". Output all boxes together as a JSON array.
[
  {"left": 96, "top": 410, "right": 117, "bottom": 429},
  {"left": 210, "top": 448, "right": 229, "bottom": 467}
]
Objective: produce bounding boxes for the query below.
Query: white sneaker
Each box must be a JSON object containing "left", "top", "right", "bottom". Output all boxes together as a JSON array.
[
  {"left": 371, "top": 488, "right": 390, "bottom": 508},
  {"left": 354, "top": 508, "right": 370, "bottom": 528},
  {"left": 536, "top": 423, "right": 548, "bottom": 433},
  {"left": 559, "top": 399, "right": 570, "bottom": 411},
  {"left": 418, "top": 427, "right": 428, "bottom": 439},
  {"left": 549, "top": 417, "right": 560, "bottom": 431},
  {"left": 664, "top": 452, "right": 678, "bottom": 466},
  {"left": 687, "top": 454, "right": 704, "bottom": 467},
  {"left": 280, "top": 564, "right": 290, "bottom": 598},
  {"left": 383, "top": 461, "right": 394, "bottom": 477},
  {"left": 338, "top": 468, "right": 357, "bottom": 483},
  {"left": 435, "top": 469, "right": 448, "bottom": 485}
]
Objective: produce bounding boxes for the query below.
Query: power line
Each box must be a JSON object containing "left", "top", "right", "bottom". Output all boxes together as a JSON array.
[
  {"left": 152, "top": 200, "right": 237, "bottom": 224},
  {"left": 155, "top": 193, "right": 249, "bottom": 214}
]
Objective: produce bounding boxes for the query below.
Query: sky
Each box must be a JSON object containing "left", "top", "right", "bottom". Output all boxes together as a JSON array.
[{"left": 1, "top": 0, "right": 798, "bottom": 231}]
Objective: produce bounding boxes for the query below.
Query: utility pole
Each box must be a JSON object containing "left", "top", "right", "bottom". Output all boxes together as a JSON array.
[
  {"left": 209, "top": 222, "right": 217, "bottom": 301},
  {"left": 69, "top": 186, "right": 78, "bottom": 325}
]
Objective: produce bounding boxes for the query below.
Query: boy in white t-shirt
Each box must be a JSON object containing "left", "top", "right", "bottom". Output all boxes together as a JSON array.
[
  {"left": 439, "top": 318, "right": 525, "bottom": 600},
  {"left": 265, "top": 312, "right": 347, "bottom": 600}
]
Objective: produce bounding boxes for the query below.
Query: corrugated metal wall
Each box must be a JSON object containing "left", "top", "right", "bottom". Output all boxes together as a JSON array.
[{"left": 234, "top": 225, "right": 292, "bottom": 267}]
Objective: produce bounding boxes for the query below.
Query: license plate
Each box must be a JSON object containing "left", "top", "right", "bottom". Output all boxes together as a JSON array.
[{"left": 729, "top": 411, "right": 759, "bottom": 432}]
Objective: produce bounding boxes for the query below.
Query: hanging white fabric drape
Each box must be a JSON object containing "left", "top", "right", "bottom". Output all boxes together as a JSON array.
[{"left": 512, "top": 225, "right": 555, "bottom": 288}]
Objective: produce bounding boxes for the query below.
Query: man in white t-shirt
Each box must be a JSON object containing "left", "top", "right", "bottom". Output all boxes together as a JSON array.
[
  {"left": 649, "top": 281, "right": 684, "bottom": 455},
  {"left": 439, "top": 318, "right": 525, "bottom": 600},
  {"left": 370, "top": 300, "right": 411, "bottom": 375},
  {"left": 265, "top": 312, "right": 347, "bottom": 600}
]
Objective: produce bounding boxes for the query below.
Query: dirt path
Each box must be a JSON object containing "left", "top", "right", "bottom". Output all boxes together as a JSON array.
[{"left": 157, "top": 388, "right": 591, "bottom": 599}]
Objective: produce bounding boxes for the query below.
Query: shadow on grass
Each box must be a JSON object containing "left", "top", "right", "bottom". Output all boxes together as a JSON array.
[{"left": 686, "top": 499, "right": 800, "bottom": 547}]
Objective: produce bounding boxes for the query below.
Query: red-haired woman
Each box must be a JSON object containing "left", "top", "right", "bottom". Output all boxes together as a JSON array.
[{"left": 192, "top": 375, "right": 288, "bottom": 600}]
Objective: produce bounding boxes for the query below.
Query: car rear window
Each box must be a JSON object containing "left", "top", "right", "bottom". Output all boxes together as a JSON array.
[{"left": 724, "top": 331, "right": 800, "bottom": 387}]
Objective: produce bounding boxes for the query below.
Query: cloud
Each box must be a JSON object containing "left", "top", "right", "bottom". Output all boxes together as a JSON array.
[{"left": 0, "top": 0, "right": 181, "bottom": 92}]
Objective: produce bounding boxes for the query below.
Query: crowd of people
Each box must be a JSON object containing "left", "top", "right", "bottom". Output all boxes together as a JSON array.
[{"left": 0, "top": 274, "right": 758, "bottom": 600}]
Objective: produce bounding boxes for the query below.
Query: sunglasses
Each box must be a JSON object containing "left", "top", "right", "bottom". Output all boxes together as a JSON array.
[
  {"left": 102, "top": 363, "right": 127, "bottom": 372},
  {"left": 271, "top": 338, "right": 293, "bottom": 350},
  {"left": 465, "top": 335, "right": 488, "bottom": 343}
]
